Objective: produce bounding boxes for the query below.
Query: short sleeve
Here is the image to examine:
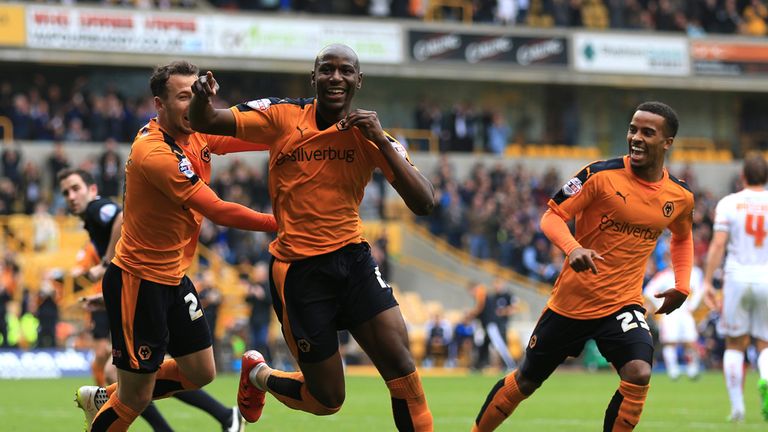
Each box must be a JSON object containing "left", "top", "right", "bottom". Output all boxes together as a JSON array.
[
  {"left": 712, "top": 196, "right": 732, "bottom": 232},
  {"left": 140, "top": 147, "right": 203, "bottom": 205},
  {"left": 548, "top": 167, "right": 598, "bottom": 220},
  {"left": 230, "top": 101, "right": 283, "bottom": 143}
]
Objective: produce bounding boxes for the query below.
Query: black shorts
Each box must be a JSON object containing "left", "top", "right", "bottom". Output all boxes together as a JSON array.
[
  {"left": 520, "top": 304, "right": 654, "bottom": 383},
  {"left": 102, "top": 264, "right": 212, "bottom": 373},
  {"left": 269, "top": 242, "right": 398, "bottom": 363},
  {"left": 91, "top": 310, "right": 110, "bottom": 340}
]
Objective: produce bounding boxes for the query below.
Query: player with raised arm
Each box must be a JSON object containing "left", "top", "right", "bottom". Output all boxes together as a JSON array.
[
  {"left": 703, "top": 153, "right": 768, "bottom": 422},
  {"left": 189, "top": 44, "right": 436, "bottom": 431},
  {"left": 472, "top": 101, "right": 694, "bottom": 431},
  {"left": 73, "top": 60, "right": 276, "bottom": 432}
]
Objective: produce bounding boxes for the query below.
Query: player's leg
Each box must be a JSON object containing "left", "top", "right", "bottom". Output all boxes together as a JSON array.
[
  {"left": 751, "top": 279, "right": 768, "bottom": 420},
  {"left": 351, "top": 306, "right": 433, "bottom": 431},
  {"left": 598, "top": 305, "right": 654, "bottom": 432},
  {"left": 661, "top": 343, "right": 680, "bottom": 380},
  {"left": 338, "top": 242, "right": 431, "bottom": 431},
  {"left": 680, "top": 313, "right": 700, "bottom": 380},
  {"left": 239, "top": 255, "right": 347, "bottom": 422},
  {"left": 160, "top": 275, "right": 219, "bottom": 397},
  {"left": 173, "top": 389, "right": 243, "bottom": 431},
  {"left": 90, "top": 310, "right": 111, "bottom": 387},
  {"left": 719, "top": 277, "right": 751, "bottom": 421},
  {"left": 88, "top": 265, "right": 169, "bottom": 431},
  {"left": 472, "top": 308, "right": 583, "bottom": 432}
]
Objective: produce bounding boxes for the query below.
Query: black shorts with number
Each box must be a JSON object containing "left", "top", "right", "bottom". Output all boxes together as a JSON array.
[
  {"left": 91, "top": 309, "right": 110, "bottom": 340},
  {"left": 102, "top": 263, "right": 212, "bottom": 373},
  {"left": 269, "top": 242, "right": 399, "bottom": 363},
  {"left": 520, "top": 304, "right": 654, "bottom": 383}
]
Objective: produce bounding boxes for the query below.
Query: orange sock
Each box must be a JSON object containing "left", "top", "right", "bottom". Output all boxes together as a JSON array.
[
  {"left": 473, "top": 371, "right": 528, "bottom": 432},
  {"left": 386, "top": 371, "right": 433, "bottom": 431},
  {"left": 92, "top": 361, "right": 106, "bottom": 387},
  {"left": 603, "top": 380, "right": 649, "bottom": 431},
  {"left": 265, "top": 369, "right": 341, "bottom": 415},
  {"left": 106, "top": 383, "right": 117, "bottom": 397},
  {"left": 152, "top": 359, "right": 199, "bottom": 399},
  {"left": 90, "top": 393, "right": 140, "bottom": 432}
]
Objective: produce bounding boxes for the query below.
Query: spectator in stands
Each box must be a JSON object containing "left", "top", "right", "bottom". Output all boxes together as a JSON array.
[
  {"left": 36, "top": 275, "right": 59, "bottom": 348},
  {"left": 522, "top": 233, "right": 559, "bottom": 283},
  {"left": 2, "top": 145, "right": 21, "bottom": 186},
  {"left": 422, "top": 311, "right": 453, "bottom": 368},
  {"left": 486, "top": 111, "right": 511, "bottom": 155},
  {"left": 0, "top": 278, "right": 11, "bottom": 348},
  {"left": 97, "top": 138, "right": 123, "bottom": 200},
  {"left": 197, "top": 269, "right": 222, "bottom": 351},
  {"left": 245, "top": 262, "right": 272, "bottom": 363}
]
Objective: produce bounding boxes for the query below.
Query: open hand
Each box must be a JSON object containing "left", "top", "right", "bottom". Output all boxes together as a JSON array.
[{"left": 654, "top": 288, "right": 687, "bottom": 315}]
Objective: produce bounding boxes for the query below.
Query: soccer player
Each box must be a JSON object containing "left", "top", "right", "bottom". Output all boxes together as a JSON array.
[
  {"left": 59, "top": 168, "right": 122, "bottom": 389},
  {"left": 189, "top": 44, "right": 436, "bottom": 431},
  {"left": 472, "top": 101, "right": 694, "bottom": 431},
  {"left": 703, "top": 153, "right": 768, "bottom": 422},
  {"left": 74, "top": 61, "right": 277, "bottom": 432},
  {"left": 63, "top": 168, "right": 249, "bottom": 432},
  {"left": 644, "top": 249, "right": 705, "bottom": 380}
]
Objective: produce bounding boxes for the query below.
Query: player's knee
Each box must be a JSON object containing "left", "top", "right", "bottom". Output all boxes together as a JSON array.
[
  {"left": 310, "top": 387, "right": 345, "bottom": 413},
  {"left": 516, "top": 374, "right": 542, "bottom": 396},
  {"left": 620, "top": 360, "right": 652, "bottom": 385}
]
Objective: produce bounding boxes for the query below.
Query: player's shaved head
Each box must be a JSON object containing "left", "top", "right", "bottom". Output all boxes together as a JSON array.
[
  {"left": 314, "top": 44, "right": 360, "bottom": 71},
  {"left": 743, "top": 152, "right": 768, "bottom": 186}
]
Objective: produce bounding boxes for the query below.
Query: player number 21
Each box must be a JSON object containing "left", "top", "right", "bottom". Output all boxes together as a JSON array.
[
  {"left": 616, "top": 310, "right": 650, "bottom": 333},
  {"left": 745, "top": 213, "right": 766, "bottom": 247}
]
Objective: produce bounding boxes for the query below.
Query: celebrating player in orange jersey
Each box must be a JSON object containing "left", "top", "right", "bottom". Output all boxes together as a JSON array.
[
  {"left": 74, "top": 60, "right": 277, "bottom": 432},
  {"left": 472, "top": 101, "right": 694, "bottom": 432},
  {"left": 189, "top": 44, "right": 436, "bottom": 431}
]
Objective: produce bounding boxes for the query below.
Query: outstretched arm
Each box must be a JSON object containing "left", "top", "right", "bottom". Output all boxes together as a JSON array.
[
  {"left": 189, "top": 71, "right": 237, "bottom": 137},
  {"left": 185, "top": 183, "right": 277, "bottom": 232},
  {"left": 344, "top": 109, "right": 435, "bottom": 216}
]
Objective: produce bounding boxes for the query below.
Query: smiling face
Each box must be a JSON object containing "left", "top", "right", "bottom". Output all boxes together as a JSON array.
[
  {"left": 626, "top": 110, "right": 673, "bottom": 181},
  {"left": 311, "top": 45, "right": 362, "bottom": 124},
  {"left": 155, "top": 73, "right": 197, "bottom": 138}
]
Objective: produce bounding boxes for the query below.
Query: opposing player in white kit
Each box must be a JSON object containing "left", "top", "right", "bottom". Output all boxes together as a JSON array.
[
  {"left": 703, "top": 153, "right": 768, "bottom": 422},
  {"left": 645, "top": 250, "right": 704, "bottom": 380}
]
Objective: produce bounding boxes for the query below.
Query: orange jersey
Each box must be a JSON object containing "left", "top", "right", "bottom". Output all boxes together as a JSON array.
[
  {"left": 231, "top": 98, "right": 411, "bottom": 261},
  {"left": 115, "top": 118, "right": 268, "bottom": 284},
  {"left": 546, "top": 156, "right": 694, "bottom": 319}
]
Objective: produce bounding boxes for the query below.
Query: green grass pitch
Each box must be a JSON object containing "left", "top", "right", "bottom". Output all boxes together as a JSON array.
[{"left": 1, "top": 370, "right": 765, "bottom": 431}]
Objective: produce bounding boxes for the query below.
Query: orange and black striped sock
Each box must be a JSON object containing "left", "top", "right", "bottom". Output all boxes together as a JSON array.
[
  {"left": 472, "top": 371, "right": 528, "bottom": 432},
  {"left": 265, "top": 370, "right": 341, "bottom": 415},
  {"left": 386, "top": 371, "right": 433, "bottom": 432},
  {"left": 152, "top": 359, "right": 199, "bottom": 399},
  {"left": 90, "top": 393, "right": 140, "bottom": 432},
  {"left": 603, "top": 380, "right": 649, "bottom": 431},
  {"left": 92, "top": 361, "right": 106, "bottom": 387}
]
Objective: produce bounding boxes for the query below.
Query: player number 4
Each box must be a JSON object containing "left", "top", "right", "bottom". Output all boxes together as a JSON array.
[
  {"left": 745, "top": 213, "right": 766, "bottom": 247},
  {"left": 616, "top": 310, "right": 650, "bottom": 333},
  {"left": 184, "top": 293, "right": 204, "bottom": 321}
]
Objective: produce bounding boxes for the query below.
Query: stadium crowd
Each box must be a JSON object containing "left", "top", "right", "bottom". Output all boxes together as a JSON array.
[{"left": 32, "top": 0, "right": 768, "bottom": 36}]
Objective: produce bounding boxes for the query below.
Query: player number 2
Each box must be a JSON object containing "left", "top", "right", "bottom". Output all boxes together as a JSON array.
[
  {"left": 745, "top": 213, "right": 766, "bottom": 247},
  {"left": 616, "top": 310, "right": 650, "bottom": 333},
  {"left": 184, "top": 293, "right": 204, "bottom": 321}
]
